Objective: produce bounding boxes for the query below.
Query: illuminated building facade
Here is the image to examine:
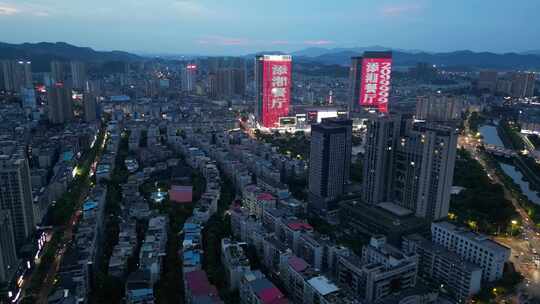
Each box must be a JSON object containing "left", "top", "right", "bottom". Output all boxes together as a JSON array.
[
  {"left": 357, "top": 51, "right": 393, "bottom": 113},
  {"left": 255, "top": 55, "right": 292, "bottom": 128}
]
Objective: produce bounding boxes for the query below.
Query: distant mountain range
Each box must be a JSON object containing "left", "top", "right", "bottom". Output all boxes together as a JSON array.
[
  {"left": 0, "top": 41, "right": 141, "bottom": 72},
  {"left": 245, "top": 46, "right": 540, "bottom": 69},
  {"left": 290, "top": 47, "right": 540, "bottom": 69},
  {"left": 521, "top": 50, "right": 540, "bottom": 56},
  {"left": 291, "top": 46, "right": 426, "bottom": 57},
  {"left": 2, "top": 41, "right": 540, "bottom": 71}
]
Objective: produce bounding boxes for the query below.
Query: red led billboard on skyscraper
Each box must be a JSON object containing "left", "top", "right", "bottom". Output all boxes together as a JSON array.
[
  {"left": 359, "top": 52, "right": 392, "bottom": 113},
  {"left": 260, "top": 55, "right": 292, "bottom": 128}
]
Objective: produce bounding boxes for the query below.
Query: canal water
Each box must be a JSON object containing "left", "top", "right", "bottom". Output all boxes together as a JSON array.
[{"left": 479, "top": 125, "right": 540, "bottom": 205}]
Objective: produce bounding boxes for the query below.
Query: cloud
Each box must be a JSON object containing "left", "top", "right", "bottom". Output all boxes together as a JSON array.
[
  {"left": 0, "top": 3, "right": 19, "bottom": 15},
  {"left": 380, "top": 3, "right": 424, "bottom": 17},
  {"left": 303, "top": 40, "right": 334, "bottom": 46},
  {"left": 0, "top": 2, "right": 51, "bottom": 17}
]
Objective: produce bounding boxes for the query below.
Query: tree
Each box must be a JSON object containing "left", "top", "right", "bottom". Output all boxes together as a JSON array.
[
  {"left": 350, "top": 159, "right": 363, "bottom": 183},
  {"left": 94, "top": 272, "right": 123, "bottom": 303}
]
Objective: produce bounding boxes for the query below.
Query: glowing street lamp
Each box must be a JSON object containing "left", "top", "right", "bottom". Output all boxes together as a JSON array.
[{"left": 511, "top": 220, "right": 519, "bottom": 236}]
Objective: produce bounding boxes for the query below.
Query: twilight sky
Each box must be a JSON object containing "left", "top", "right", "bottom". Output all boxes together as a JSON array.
[{"left": 0, "top": 0, "right": 539, "bottom": 55}]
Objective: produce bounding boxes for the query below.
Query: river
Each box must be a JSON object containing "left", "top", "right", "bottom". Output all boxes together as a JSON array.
[{"left": 479, "top": 125, "right": 540, "bottom": 205}]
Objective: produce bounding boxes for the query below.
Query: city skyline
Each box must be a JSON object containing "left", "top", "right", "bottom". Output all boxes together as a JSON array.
[
  {"left": 1, "top": 2, "right": 540, "bottom": 302},
  {"left": 1, "top": 0, "right": 540, "bottom": 55}
]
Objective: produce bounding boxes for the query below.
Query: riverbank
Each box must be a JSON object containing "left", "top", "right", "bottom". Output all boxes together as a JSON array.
[
  {"left": 450, "top": 149, "right": 518, "bottom": 234},
  {"left": 497, "top": 121, "right": 540, "bottom": 190},
  {"left": 480, "top": 123, "right": 540, "bottom": 226},
  {"left": 485, "top": 154, "right": 540, "bottom": 225}
]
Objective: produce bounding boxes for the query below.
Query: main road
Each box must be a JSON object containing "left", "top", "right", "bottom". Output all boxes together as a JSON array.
[
  {"left": 18, "top": 127, "right": 107, "bottom": 304},
  {"left": 459, "top": 133, "right": 540, "bottom": 301}
]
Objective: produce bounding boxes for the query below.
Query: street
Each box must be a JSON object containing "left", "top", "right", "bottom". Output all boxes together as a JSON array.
[
  {"left": 16, "top": 128, "right": 106, "bottom": 303},
  {"left": 459, "top": 131, "right": 540, "bottom": 302}
]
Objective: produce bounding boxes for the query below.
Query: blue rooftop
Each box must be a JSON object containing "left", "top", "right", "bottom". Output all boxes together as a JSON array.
[
  {"left": 183, "top": 250, "right": 201, "bottom": 265},
  {"left": 128, "top": 288, "right": 153, "bottom": 300},
  {"left": 63, "top": 151, "right": 74, "bottom": 161},
  {"left": 83, "top": 200, "right": 98, "bottom": 211},
  {"left": 277, "top": 191, "right": 291, "bottom": 200},
  {"left": 184, "top": 223, "right": 201, "bottom": 230}
]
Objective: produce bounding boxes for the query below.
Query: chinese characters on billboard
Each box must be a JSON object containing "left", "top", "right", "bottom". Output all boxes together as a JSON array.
[
  {"left": 307, "top": 111, "right": 318, "bottom": 124},
  {"left": 262, "top": 55, "right": 292, "bottom": 128},
  {"left": 359, "top": 54, "right": 392, "bottom": 113}
]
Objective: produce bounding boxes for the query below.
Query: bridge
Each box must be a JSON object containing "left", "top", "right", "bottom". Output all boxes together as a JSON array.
[{"left": 483, "top": 144, "right": 517, "bottom": 158}]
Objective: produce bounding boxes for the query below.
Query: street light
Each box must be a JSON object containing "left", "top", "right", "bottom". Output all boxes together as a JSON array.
[{"left": 511, "top": 220, "right": 519, "bottom": 236}]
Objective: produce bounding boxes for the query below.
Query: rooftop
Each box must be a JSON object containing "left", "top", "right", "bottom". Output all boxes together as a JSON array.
[
  {"left": 377, "top": 202, "right": 413, "bottom": 216},
  {"left": 307, "top": 276, "right": 339, "bottom": 296},
  {"left": 249, "top": 277, "right": 287, "bottom": 304},
  {"left": 82, "top": 200, "right": 98, "bottom": 212},
  {"left": 286, "top": 221, "right": 313, "bottom": 231},
  {"left": 185, "top": 270, "right": 220, "bottom": 297},
  {"left": 433, "top": 221, "right": 510, "bottom": 253},
  {"left": 257, "top": 192, "right": 276, "bottom": 201},
  {"left": 288, "top": 256, "right": 309, "bottom": 272}
]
